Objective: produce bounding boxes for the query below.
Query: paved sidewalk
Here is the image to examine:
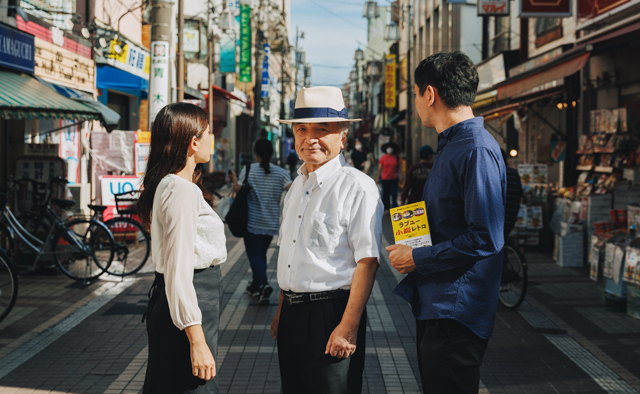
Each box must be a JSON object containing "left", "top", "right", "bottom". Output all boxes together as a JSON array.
[{"left": 0, "top": 216, "right": 639, "bottom": 393}]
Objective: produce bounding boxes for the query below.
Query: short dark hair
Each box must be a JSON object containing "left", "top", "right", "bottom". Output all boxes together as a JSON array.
[{"left": 414, "top": 52, "right": 479, "bottom": 109}]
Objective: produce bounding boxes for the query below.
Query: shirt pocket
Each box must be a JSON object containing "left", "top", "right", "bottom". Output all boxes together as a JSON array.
[{"left": 309, "top": 211, "right": 340, "bottom": 252}]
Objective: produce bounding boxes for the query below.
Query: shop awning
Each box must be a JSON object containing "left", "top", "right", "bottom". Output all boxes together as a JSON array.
[
  {"left": 0, "top": 70, "right": 101, "bottom": 121},
  {"left": 211, "top": 84, "right": 246, "bottom": 103},
  {"left": 39, "top": 80, "right": 121, "bottom": 133},
  {"left": 386, "top": 110, "right": 406, "bottom": 127},
  {"left": 479, "top": 90, "right": 565, "bottom": 121},
  {"left": 496, "top": 52, "right": 589, "bottom": 100},
  {"left": 96, "top": 65, "right": 149, "bottom": 99}
]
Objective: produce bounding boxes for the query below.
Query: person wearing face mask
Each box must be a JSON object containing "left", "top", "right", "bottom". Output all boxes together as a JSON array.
[
  {"left": 350, "top": 141, "right": 367, "bottom": 172},
  {"left": 377, "top": 145, "right": 401, "bottom": 211},
  {"left": 272, "top": 86, "right": 383, "bottom": 394}
]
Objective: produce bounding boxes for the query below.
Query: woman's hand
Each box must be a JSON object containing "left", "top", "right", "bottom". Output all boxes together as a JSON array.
[{"left": 185, "top": 325, "right": 216, "bottom": 381}]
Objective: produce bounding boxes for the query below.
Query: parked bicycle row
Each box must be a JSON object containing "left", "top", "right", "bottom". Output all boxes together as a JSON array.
[{"left": 0, "top": 175, "right": 152, "bottom": 322}]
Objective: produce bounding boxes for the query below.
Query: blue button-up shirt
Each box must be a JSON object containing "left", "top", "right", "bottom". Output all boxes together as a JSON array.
[{"left": 393, "top": 117, "right": 506, "bottom": 339}]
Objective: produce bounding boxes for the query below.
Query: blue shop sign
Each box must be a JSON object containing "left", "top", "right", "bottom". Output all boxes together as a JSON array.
[{"left": 0, "top": 23, "right": 35, "bottom": 73}]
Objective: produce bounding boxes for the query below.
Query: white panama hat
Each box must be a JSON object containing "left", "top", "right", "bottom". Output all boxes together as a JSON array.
[{"left": 278, "top": 86, "right": 362, "bottom": 125}]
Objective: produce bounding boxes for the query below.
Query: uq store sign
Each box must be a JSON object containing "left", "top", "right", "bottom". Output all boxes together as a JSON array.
[
  {"left": 101, "top": 175, "right": 142, "bottom": 206},
  {"left": 0, "top": 24, "right": 35, "bottom": 73}
]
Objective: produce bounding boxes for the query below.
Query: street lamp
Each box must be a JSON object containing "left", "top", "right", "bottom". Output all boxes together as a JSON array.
[
  {"left": 355, "top": 48, "right": 364, "bottom": 61},
  {"left": 363, "top": 1, "right": 379, "bottom": 19},
  {"left": 384, "top": 23, "right": 399, "bottom": 41}
]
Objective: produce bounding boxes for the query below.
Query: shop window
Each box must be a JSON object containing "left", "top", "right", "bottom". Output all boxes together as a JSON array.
[
  {"left": 492, "top": 16, "right": 510, "bottom": 56},
  {"left": 107, "top": 93, "right": 130, "bottom": 131},
  {"left": 535, "top": 18, "right": 562, "bottom": 48}
]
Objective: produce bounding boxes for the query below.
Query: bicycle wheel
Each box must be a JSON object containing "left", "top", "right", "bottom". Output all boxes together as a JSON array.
[
  {"left": 103, "top": 217, "right": 151, "bottom": 276},
  {"left": 0, "top": 250, "right": 18, "bottom": 322},
  {"left": 54, "top": 218, "right": 114, "bottom": 282},
  {"left": 499, "top": 245, "right": 528, "bottom": 309}
]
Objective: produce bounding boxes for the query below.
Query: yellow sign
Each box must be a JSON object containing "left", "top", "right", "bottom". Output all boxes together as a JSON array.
[
  {"left": 135, "top": 131, "right": 151, "bottom": 143},
  {"left": 34, "top": 37, "right": 95, "bottom": 92},
  {"left": 390, "top": 201, "right": 432, "bottom": 248},
  {"left": 385, "top": 54, "right": 396, "bottom": 108}
]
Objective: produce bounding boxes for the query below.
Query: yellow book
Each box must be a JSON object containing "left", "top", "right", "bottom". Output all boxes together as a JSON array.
[{"left": 390, "top": 201, "right": 432, "bottom": 248}]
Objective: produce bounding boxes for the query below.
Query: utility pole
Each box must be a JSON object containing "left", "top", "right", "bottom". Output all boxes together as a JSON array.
[
  {"left": 207, "top": 0, "right": 214, "bottom": 172},
  {"left": 279, "top": 0, "right": 287, "bottom": 167},
  {"left": 177, "top": 0, "right": 184, "bottom": 102},
  {"left": 405, "top": 2, "right": 412, "bottom": 167},
  {"left": 148, "top": 0, "right": 173, "bottom": 125}
]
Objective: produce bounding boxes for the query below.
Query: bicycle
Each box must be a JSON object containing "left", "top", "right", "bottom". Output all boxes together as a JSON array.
[
  {"left": 80, "top": 189, "right": 151, "bottom": 277},
  {"left": 499, "top": 238, "right": 528, "bottom": 309},
  {"left": 0, "top": 177, "right": 115, "bottom": 283},
  {"left": 0, "top": 247, "right": 18, "bottom": 323}
]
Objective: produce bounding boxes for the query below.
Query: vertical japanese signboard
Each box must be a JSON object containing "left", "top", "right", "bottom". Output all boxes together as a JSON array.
[
  {"left": 220, "top": 34, "right": 236, "bottom": 73},
  {"left": 385, "top": 54, "right": 396, "bottom": 108},
  {"left": 261, "top": 43, "right": 269, "bottom": 98},
  {"left": 134, "top": 131, "right": 151, "bottom": 176},
  {"left": 478, "top": 0, "right": 510, "bottom": 16},
  {"left": 239, "top": 5, "right": 252, "bottom": 83},
  {"left": 149, "top": 41, "right": 170, "bottom": 124}
]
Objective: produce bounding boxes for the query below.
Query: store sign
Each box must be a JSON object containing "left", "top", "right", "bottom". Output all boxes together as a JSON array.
[
  {"left": 149, "top": 41, "right": 170, "bottom": 123},
  {"left": 400, "top": 56, "right": 407, "bottom": 92},
  {"left": 34, "top": 37, "right": 94, "bottom": 92},
  {"left": 578, "top": 0, "right": 631, "bottom": 21},
  {"left": 239, "top": 4, "right": 252, "bottom": 83},
  {"left": 520, "top": 0, "right": 572, "bottom": 17},
  {"left": 184, "top": 27, "right": 200, "bottom": 53},
  {"left": 107, "top": 39, "right": 150, "bottom": 80},
  {"left": 478, "top": 0, "right": 510, "bottom": 16},
  {"left": 59, "top": 121, "right": 81, "bottom": 184},
  {"left": 100, "top": 175, "right": 142, "bottom": 206},
  {"left": 220, "top": 34, "right": 236, "bottom": 73},
  {"left": 134, "top": 131, "right": 150, "bottom": 176},
  {"left": 476, "top": 54, "right": 506, "bottom": 91},
  {"left": 0, "top": 23, "right": 35, "bottom": 73},
  {"left": 385, "top": 54, "right": 396, "bottom": 108},
  {"left": 509, "top": 47, "right": 562, "bottom": 77},
  {"left": 261, "top": 43, "right": 269, "bottom": 98}
]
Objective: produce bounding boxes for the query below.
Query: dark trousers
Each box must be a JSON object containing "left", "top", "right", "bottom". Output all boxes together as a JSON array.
[
  {"left": 416, "top": 319, "right": 489, "bottom": 394},
  {"left": 243, "top": 232, "right": 273, "bottom": 288},
  {"left": 277, "top": 296, "right": 367, "bottom": 394},
  {"left": 381, "top": 178, "right": 399, "bottom": 210}
]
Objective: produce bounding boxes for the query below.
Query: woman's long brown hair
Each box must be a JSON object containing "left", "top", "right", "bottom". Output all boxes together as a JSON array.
[{"left": 137, "top": 102, "right": 211, "bottom": 228}]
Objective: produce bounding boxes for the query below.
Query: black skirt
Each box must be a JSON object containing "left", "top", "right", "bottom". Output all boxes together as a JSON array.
[{"left": 143, "top": 266, "right": 222, "bottom": 394}]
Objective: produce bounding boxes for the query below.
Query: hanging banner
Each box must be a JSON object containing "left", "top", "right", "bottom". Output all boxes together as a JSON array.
[
  {"left": 478, "top": 0, "right": 509, "bottom": 16},
  {"left": 239, "top": 4, "right": 252, "bottom": 83},
  {"left": 261, "top": 43, "right": 269, "bottom": 98},
  {"left": 149, "top": 41, "right": 170, "bottom": 124},
  {"left": 385, "top": 54, "right": 396, "bottom": 109},
  {"left": 520, "top": 0, "right": 572, "bottom": 17},
  {"left": 220, "top": 34, "right": 236, "bottom": 73}
]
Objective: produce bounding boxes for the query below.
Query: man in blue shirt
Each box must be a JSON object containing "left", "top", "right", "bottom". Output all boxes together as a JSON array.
[{"left": 387, "top": 52, "right": 506, "bottom": 393}]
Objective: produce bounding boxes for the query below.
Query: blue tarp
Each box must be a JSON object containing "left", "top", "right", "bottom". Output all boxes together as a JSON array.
[{"left": 96, "top": 64, "right": 149, "bottom": 100}]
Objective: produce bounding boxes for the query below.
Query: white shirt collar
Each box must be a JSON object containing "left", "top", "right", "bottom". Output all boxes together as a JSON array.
[{"left": 297, "top": 153, "right": 346, "bottom": 189}]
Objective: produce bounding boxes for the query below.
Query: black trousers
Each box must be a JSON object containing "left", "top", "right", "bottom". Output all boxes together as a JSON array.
[
  {"left": 416, "top": 319, "right": 489, "bottom": 394},
  {"left": 277, "top": 295, "right": 367, "bottom": 394}
]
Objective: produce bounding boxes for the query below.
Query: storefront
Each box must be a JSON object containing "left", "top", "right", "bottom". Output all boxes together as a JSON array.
[{"left": 0, "top": 22, "right": 104, "bottom": 191}]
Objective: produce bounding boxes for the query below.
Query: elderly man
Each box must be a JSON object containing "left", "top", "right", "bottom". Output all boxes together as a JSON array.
[
  {"left": 272, "top": 86, "right": 383, "bottom": 394},
  {"left": 387, "top": 52, "right": 506, "bottom": 393}
]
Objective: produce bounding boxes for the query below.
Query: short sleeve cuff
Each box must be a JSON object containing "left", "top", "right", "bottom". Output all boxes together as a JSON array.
[
  {"left": 176, "top": 320, "right": 202, "bottom": 331},
  {"left": 354, "top": 249, "right": 381, "bottom": 264},
  {"left": 412, "top": 246, "right": 433, "bottom": 275}
]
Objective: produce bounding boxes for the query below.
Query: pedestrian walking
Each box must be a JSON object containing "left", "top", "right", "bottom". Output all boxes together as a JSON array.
[
  {"left": 400, "top": 145, "right": 434, "bottom": 205},
  {"left": 137, "top": 103, "right": 227, "bottom": 394},
  {"left": 377, "top": 144, "right": 401, "bottom": 210},
  {"left": 229, "top": 139, "right": 292, "bottom": 304},
  {"left": 387, "top": 52, "right": 506, "bottom": 394},
  {"left": 502, "top": 149, "right": 524, "bottom": 240},
  {"left": 272, "top": 86, "right": 383, "bottom": 394},
  {"left": 349, "top": 140, "right": 367, "bottom": 171},
  {"left": 286, "top": 149, "right": 299, "bottom": 180}
]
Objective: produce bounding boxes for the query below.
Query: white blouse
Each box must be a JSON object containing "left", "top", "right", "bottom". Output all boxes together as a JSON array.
[{"left": 151, "top": 174, "right": 227, "bottom": 330}]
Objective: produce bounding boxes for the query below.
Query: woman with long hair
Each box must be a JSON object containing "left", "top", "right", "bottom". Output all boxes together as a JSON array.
[
  {"left": 229, "top": 139, "right": 291, "bottom": 304},
  {"left": 138, "top": 103, "right": 226, "bottom": 394}
]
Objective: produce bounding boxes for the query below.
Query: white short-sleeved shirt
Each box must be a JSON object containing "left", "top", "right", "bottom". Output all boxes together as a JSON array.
[
  {"left": 151, "top": 174, "right": 227, "bottom": 330},
  {"left": 277, "top": 154, "right": 383, "bottom": 293}
]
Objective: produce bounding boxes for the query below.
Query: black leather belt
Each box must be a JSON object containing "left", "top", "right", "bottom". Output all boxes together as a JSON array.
[{"left": 282, "top": 289, "right": 349, "bottom": 305}]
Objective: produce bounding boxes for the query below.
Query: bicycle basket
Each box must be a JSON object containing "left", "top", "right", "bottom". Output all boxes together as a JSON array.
[
  {"left": 13, "top": 181, "right": 45, "bottom": 217},
  {"left": 114, "top": 189, "right": 140, "bottom": 215}
]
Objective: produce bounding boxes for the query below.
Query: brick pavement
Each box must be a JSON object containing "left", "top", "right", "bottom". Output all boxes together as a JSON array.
[{"left": 0, "top": 216, "right": 639, "bottom": 393}]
